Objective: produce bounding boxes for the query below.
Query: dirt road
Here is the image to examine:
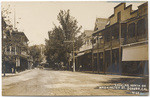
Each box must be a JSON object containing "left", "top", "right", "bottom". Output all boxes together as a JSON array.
[{"left": 2, "top": 68, "right": 148, "bottom": 96}]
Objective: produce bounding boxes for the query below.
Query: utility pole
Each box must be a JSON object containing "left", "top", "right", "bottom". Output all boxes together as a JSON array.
[
  {"left": 72, "top": 41, "right": 75, "bottom": 72},
  {"left": 64, "top": 40, "right": 76, "bottom": 72}
]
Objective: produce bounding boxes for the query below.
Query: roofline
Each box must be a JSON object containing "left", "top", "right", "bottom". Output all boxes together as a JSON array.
[
  {"left": 12, "top": 31, "right": 29, "bottom": 41},
  {"left": 93, "top": 22, "right": 119, "bottom": 36},
  {"left": 138, "top": 1, "right": 148, "bottom": 8},
  {"left": 109, "top": 3, "right": 133, "bottom": 19},
  {"left": 114, "top": 3, "right": 125, "bottom": 9}
]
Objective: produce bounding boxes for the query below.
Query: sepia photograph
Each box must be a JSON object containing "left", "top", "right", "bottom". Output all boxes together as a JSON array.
[{"left": 1, "top": 0, "right": 149, "bottom": 96}]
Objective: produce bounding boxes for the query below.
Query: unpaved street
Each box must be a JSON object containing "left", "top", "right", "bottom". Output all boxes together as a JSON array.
[{"left": 2, "top": 68, "right": 148, "bottom": 96}]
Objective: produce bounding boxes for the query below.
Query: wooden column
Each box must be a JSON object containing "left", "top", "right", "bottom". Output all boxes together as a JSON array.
[
  {"left": 15, "top": 45, "right": 17, "bottom": 55},
  {"left": 119, "top": 22, "right": 122, "bottom": 75},
  {"left": 10, "top": 46, "right": 11, "bottom": 54},
  {"left": 97, "top": 37, "right": 100, "bottom": 73},
  {"left": 103, "top": 32, "right": 106, "bottom": 74},
  {"left": 110, "top": 28, "right": 113, "bottom": 74},
  {"left": 110, "top": 49, "right": 112, "bottom": 74},
  {"left": 103, "top": 49, "right": 105, "bottom": 74},
  {"left": 92, "top": 40, "right": 94, "bottom": 73},
  {"left": 97, "top": 51, "right": 99, "bottom": 73}
]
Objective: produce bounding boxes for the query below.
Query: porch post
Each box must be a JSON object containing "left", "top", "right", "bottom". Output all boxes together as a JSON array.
[{"left": 119, "top": 22, "right": 122, "bottom": 75}]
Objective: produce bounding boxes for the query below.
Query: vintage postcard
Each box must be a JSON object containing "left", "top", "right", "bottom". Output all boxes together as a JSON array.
[{"left": 1, "top": 1, "right": 149, "bottom": 96}]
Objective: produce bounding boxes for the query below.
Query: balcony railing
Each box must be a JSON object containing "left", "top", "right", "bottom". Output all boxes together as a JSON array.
[{"left": 5, "top": 51, "right": 17, "bottom": 55}]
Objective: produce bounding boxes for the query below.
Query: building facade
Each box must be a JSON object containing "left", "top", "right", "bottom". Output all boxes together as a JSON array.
[
  {"left": 92, "top": 2, "right": 148, "bottom": 76},
  {"left": 2, "top": 18, "right": 32, "bottom": 73}
]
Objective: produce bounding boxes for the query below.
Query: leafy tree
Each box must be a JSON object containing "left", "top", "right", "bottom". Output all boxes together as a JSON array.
[
  {"left": 29, "top": 45, "right": 42, "bottom": 67},
  {"left": 45, "top": 9, "right": 83, "bottom": 69}
]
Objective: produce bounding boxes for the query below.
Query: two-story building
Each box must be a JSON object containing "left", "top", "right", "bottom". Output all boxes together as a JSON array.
[
  {"left": 2, "top": 21, "right": 32, "bottom": 73},
  {"left": 92, "top": 2, "right": 148, "bottom": 76}
]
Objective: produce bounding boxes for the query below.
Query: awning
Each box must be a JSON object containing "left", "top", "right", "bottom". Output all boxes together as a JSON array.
[
  {"left": 122, "top": 44, "right": 148, "bottom": 61},
  {"left": 75, "top": 52, "right": 85, "bottom": 57}
]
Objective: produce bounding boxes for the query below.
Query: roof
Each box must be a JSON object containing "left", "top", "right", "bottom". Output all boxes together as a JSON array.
[
  {"left": 84, "top": 30, "right": 93, "bottom": 37},
  {"left": 12, "top": 31, "right": 29, "bottom": 41},
  {"left": 93, "top": 22, "right": 119, "bottom": 36},
  {"left": 94, "top": 18, "right": 108, "bottom": 31},
  {"left": 109, "top": 3, "right": 137, "bottom": 19}
]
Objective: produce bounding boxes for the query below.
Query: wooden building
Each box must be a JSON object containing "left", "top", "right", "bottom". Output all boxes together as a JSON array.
[
  {"left": 92, "top": 2, "right": 148, "bottom": 76},
  {"left": 2, "top": 19, "right": 32, "bottom": 73}
]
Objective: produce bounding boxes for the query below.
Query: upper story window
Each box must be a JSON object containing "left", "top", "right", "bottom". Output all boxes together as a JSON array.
[
  {"left": 117, "top": 12, "right": 121, "bottom": 22},
  {"left": 128, "top": 23, "right": 135, "bottom": 38},
  {"left": 112, "top": 27, "right": 119, "bottom": 40},
  {"left": 137, "top": 19, "right": 145, "bottom": 36},
  {"left": 105, "top": 31, "right": 111, "bottom": 42}
]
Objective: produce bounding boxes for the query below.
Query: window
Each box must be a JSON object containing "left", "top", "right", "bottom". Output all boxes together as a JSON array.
[
  {"left": 128, "top": 23, "right": 135, "bottom": 38},
  {"left": 137, "top": 19, "right": 145, "bottom": 36},
  {"left": 105, "top": 31, "right": 111, "bottom": 42},
  {"left": 117, "top": 12, "right": 121, "bottom": 22}
]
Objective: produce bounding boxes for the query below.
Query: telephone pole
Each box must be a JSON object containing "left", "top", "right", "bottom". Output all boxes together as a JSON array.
[
  {"left": 72, "top": 41, "right": 75, "bottom": 72},
  {"left": 64, "top": 40, "right": 75, "bottom": 72}
]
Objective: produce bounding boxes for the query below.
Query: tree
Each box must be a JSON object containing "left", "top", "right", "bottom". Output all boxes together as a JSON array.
[
  {"left": 45, "top": 9, "right": 83, "bottom": 69},
  {"left": 29, "top": 45, "right": 42, "bottom": 67}
]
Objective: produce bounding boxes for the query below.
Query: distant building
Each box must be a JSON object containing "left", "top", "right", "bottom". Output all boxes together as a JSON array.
[
  {"left": 75, "top": 30, "right": 93, "bottom": 71},
  {"left": 79, "top": 30, "right": 93, "bottom": 52},
  {"left": 38, "top": 44, "right": 47, "bottom": 64},
  {"left": 94, "top": 18, "right": 108, "bottom": 31}
]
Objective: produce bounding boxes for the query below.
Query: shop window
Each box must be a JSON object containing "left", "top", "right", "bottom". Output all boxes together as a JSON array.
[
  {"left": 137, "top": 19, "right": 145, "bottom": 36},
  {"left": 128, "top": 23, "right": 135, "bottom": 38}
]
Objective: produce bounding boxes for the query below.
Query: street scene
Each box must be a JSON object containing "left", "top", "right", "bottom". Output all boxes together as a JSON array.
[{"left": 2, "top": 1, "right": 149, "bottom": 96}]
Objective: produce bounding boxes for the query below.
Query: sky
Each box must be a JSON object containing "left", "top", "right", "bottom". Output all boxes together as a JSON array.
[{"left": 2, "top": 1, "right": 146, "bottom": 46}]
